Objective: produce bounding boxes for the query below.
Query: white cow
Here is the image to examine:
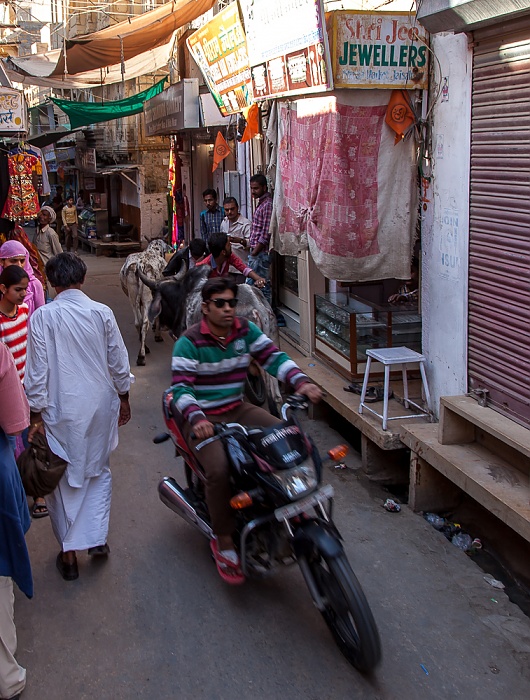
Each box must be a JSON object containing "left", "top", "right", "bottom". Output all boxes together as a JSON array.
[{"left": 120, "top": 239, "right": 169, "bottom": 366}]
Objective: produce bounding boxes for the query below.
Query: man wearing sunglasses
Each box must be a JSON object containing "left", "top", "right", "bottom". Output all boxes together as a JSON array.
[{"left": 171, "top": 277, "right": 322, "bottom": 583}]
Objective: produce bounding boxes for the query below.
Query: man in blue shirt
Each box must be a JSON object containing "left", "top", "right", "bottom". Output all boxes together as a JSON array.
[
  {"left": 0, "top": 343, "right": 32, "bottom": 700},
  {"left": 200, "top": 189, "right": 224, "bottom": 243}
]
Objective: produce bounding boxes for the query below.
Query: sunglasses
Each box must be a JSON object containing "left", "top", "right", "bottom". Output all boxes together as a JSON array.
[{"left": 208, "top": 297, "right": 238, "bottom": 308}]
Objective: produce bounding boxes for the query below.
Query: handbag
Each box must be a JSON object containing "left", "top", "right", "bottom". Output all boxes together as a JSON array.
[{"left": 16, "top": 432, "right": 68, "bottom": 498}]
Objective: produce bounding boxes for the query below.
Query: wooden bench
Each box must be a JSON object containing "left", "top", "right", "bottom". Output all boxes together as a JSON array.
[
  {"left": 401, "top": 395, "right": 530, "bottom": 543},
  {"left": 78, "top": 238, "right": 141, "bottom": 257}
]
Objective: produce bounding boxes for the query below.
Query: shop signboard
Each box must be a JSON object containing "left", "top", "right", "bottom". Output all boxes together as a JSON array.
[
  {"left": 187, "top": 3, "right": 252, "bottom": 116},
  {"left": 0, "top": 88, "right": 26, "bottom": 132},
  {"left": 240, "top": 0, "right": 332, "bottom": 99},
  {"left": 75, "top": 147, "right": 96, "bottom": 171},
  {"left": 144, "top": 79, "right": 200, "bottom": 136},
  {"left": 330, "top": 11, "right": 429, "bottom": 89}
]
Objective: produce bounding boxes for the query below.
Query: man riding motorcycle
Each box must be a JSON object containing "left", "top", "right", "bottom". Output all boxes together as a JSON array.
[{"left": 170, "top": 277, "right": 322, "bottom": 583}]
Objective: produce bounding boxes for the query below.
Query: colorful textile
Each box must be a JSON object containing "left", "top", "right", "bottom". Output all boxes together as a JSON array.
[
  {"left": 269, "top": 93, "right": 418, "bottom": 281},
  {"left": 171, "top": 317, "right": 308, "bottom": 425},
  {"left": 200, "top": 206, "right": 225, "bottom": 242},
  {"left": 249, "top": 192, "right": 272, "bottom": 249},
  {"left": 0, "top": 304, "right": 29, "bottom": 382},
  {"left": 0, "top": 240, "right": 45, "bottom": 317},
  {"left": 0, "top": 153, "right": 40, "bottom": 222}
]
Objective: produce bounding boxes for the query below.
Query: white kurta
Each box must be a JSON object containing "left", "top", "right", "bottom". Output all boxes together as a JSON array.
[{"left": 24, "top": 289, "right": 131, "bottom": 549}]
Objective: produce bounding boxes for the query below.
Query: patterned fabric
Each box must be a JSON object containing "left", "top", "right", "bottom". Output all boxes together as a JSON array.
[
  {"left": 171, "top": 317, "right": 308, "bottom": 425},
  {"left": 1, "top": 153, "right": 40, "bottom": 222},
  {"left": 0, "top": 304, "right": 29, "bottom": 381},
  {"left": 249, "top": 192, "right": 273, "bottom": 249},
  {"left": 199, "top": 206, "right": 225, "bottom": 242}
]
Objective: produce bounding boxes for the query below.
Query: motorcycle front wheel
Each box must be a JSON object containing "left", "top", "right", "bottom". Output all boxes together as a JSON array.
[{"left": 307, "top": 552, "right": 381, "bottom": 673}]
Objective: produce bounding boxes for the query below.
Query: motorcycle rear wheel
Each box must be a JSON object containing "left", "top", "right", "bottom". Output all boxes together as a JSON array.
[{"left": 308, "top": 552, "right": 381, "bottom": 672}]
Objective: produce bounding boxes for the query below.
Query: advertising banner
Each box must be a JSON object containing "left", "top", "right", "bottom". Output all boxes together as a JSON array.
[
  {"left": 144, "top": 79, "right": 200, "bottom": 136},
  {"left": 240, "top": 0, "right": 332, "bottom": 99},
  {"left": 187, "top": 3, "right": 252, "bottom": 116},
  {"left": 330, "top": 12, "right": 429, "bottom": 89},
  {"left": 0, "top": 88, "right": 26, "bottom": 132}
]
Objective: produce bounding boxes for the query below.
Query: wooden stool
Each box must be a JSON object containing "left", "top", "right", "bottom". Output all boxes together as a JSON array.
[{"left": 359, "top": 346, "right": 431, "bottom": 430}]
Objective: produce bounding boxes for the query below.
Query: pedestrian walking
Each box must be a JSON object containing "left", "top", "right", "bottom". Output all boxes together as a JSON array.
[
  {"left": 25, "top": 253, "right": 132, "bottom": 581},
  {"left": 247, "top": 174, "right": 273, "bottom": 304},
  {"left": 0, "top": 240, "right": 45, "bottom": 317},
  {"left": 34, "top": 207, "right": 62, "bottom": 268},
  {"left": 0, "top": 266, "right": 29, "bottom": 383},
  {"left": 61, "top": 196, "right": 79, "bottom": 254},
  {"left": 0, "top": 342, "right": 33, "bottom": 700}
]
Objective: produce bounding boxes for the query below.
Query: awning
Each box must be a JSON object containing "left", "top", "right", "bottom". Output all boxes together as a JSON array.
[
  {"left": 4, "top": 37, "right": 175, "bottom": 89},
  {"left": 4, "top": 0, "right": 215, "bottom": 78},
  {"left": 27, "top": 128, "right": 81, "bottom": 148},
  {"left": 51, "top": 78, "right": 167, "bottom": 129}
]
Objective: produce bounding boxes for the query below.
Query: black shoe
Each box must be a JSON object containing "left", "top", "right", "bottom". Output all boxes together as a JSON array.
[
  {"left": 87, "top": 544, "right": 110, "bottom": 557},
  {"left": 56, "top": 552, "right": 79, "bottom": 581}
]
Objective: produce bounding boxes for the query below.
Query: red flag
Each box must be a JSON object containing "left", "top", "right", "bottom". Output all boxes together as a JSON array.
[
  {"left": 385, "top": 90, "right": 415, "bottom": 144},
  {"left": 240, "top": 103, "right": 259, "bottom": 143},
  {"left": 212, "top": 131, "right": 230, "bottom": 172}
]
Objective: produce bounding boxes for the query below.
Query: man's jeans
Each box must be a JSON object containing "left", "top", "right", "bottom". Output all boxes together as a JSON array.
[{"left": 247, "top": 252, "right": 271, "bottom": 305}]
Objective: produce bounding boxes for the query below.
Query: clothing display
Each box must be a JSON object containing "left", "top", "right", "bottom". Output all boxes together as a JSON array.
[{"left": 0, "top": 150, "right": 40, "bottom": 222}]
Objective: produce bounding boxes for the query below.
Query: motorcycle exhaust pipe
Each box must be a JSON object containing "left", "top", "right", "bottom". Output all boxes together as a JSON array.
[{"left": 158, "top": 477, "right": 213, "bottom": 540}]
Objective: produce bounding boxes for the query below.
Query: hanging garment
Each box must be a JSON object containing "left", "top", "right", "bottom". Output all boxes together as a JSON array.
[{"left": 1, "top": 152, "right": 40, "bottom": 222}]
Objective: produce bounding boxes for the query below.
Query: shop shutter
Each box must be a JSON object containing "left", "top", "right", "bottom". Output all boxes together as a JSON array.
[{"left": 468, "top": 18, "right": 530, "bottom": 426}]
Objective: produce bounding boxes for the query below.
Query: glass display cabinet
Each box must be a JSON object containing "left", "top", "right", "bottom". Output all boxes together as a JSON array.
[
  {"left": 314, "top": 293, "right": 422, "bottom": 379},
  {"left": 78, "top": 207, "right": 109, "bottom": 239}
]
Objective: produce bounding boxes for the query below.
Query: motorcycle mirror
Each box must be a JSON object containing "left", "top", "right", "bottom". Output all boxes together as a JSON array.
[{"left": 153, "top": 432, "right": 171, "bottom": 444}]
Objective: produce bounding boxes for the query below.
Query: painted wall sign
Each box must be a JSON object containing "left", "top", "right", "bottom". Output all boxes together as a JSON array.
[
  {"left": 187, "top": 3, "right": 252, "bottom": 116},
  {"left": 240, "top": 0, "right": 333, "bottom": 99},
  {"left": 330, "top": 11, "right": 429, "bottom": 89},
  {"left": 0, "top": 88, "right": 25, "bottom": 131}
]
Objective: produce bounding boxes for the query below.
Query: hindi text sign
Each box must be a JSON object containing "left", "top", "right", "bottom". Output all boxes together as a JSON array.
[{"left": 0, "top": 88, "right": 26, "bottom": 132}]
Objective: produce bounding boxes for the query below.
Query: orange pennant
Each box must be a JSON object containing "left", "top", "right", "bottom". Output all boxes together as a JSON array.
[
  {"left": 212, "top": 131, "right": 230, "bottom": 172},
  {"left": 385, "top": 90, "right": 415, "bottom": 144},
  {"left": 240, "top": 103, "right": 259, "bottom": 143}
]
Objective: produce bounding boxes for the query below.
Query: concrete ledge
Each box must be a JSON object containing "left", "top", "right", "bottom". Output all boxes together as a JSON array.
[{"left": 402, "top": 422, "right": 530, "bottom": 543}]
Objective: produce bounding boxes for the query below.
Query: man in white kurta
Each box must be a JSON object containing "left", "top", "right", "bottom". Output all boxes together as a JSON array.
[{"left": 24, "top": 253, "right": 131, "bottom": 581}]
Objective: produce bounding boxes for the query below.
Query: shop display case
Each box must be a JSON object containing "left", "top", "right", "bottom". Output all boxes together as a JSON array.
[
  {"left": 78, "top": 207, "right": 109, "bottom": 239},
  {"left": 314, "top": 293, "right": 422, "bottom": 379}
]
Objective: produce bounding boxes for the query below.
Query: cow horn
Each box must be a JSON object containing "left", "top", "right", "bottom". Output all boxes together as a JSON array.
[{"left": 137, "top": 267, "right": 158, "bottom": 291}]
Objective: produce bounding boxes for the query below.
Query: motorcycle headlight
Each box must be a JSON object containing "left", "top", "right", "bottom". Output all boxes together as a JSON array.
[{"left": 272, "top": 460, "right": 318, "bottom": 500}]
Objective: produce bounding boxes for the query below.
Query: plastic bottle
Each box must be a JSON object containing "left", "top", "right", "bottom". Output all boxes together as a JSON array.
[
  {"left": 451, "top": 533, "right": 473, "bottom": 551},
  {"left": 423, "top": 513, "right": 445, "bottom": 530}
]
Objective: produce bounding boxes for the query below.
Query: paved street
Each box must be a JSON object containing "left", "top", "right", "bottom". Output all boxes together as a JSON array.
[{"left": 14, "top": 252, "right": 530, "bottom": 700}]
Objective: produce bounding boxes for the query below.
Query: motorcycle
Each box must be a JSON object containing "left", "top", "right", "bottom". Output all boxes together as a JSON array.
[{"left": 154, "top": 391, "right": 382, "bottom": 672}]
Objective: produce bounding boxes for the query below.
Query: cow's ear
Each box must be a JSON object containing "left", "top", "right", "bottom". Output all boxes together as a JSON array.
[{"left": 148, "top": 291, "right": 162, "bottom": 324}]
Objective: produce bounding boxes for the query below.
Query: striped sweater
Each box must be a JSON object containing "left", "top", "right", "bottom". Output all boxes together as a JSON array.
[
  {"left": 171, "top": 317, "right": 308, "bottom": 425},
  {"left": 0, "top": 303, "right": 29, "bottom": 382}
]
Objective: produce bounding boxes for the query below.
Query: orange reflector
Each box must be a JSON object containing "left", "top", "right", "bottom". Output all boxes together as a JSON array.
[
  {"left": 230, "top": 492, "right": 253, "bottom": 509},
  {"left": 328, "top": 444, "right": 349, "bottom": 460}
]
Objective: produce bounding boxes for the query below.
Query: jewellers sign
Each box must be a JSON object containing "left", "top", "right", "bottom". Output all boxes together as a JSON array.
[
  {"left": 241, "top": 0, "right": 332, "bottom": 99},
  {"left": 187, "top": 3, "right": 252, "bottom": 117},
  {"left": 0, "top": 88, "right": 26, "bottom": 132},
  {"left": 330, "top": 12, "right": 429, "bottom": 89}
]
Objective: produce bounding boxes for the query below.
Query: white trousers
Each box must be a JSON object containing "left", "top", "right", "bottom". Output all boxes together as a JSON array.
[
  {"left": 46, "top": 467, "right": 112, "bottom": 551},
  {"left": 0, "top": 577, "right": 26, "bottom": 700}
]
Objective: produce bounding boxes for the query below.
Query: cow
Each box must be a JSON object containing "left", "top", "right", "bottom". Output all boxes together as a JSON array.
[
  {"left": 138, "top": 265, "right": 282, "bottom": 411},
  {"left": 120, "top": 238, "right": 170, "bottom": 366}
]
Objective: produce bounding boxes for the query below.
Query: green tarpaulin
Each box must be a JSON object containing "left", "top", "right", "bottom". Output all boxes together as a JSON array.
[{"left": 51, "top": 78, "right": 167, "bottom": 129}]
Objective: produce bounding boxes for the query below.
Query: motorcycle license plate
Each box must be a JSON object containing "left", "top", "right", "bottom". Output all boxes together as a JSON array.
[{"left": 274, "top": 484, "right": 334, "bottom": 521}]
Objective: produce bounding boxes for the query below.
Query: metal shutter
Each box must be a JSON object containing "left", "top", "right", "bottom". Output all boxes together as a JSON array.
[{"left": 469, "top": 18, "right": 530, "bottom": 426}]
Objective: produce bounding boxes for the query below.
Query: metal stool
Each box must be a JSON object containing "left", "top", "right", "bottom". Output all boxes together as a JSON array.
[{"left": 359, "top": 347, "right": 431, "bottom": 430}]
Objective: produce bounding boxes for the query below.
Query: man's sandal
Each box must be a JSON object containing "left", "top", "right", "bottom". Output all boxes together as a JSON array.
[
  {"left": 31, "top": 500, "right": 49, "bottom": 519},
  {"left": 210, "top": 540, "right": 245, "bottom": 585}
]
